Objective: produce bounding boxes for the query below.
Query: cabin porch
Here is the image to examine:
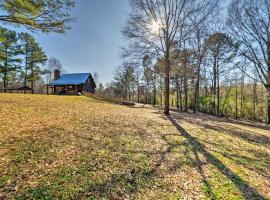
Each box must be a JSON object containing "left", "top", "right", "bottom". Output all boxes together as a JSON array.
[{"left": 48, "top": 84, "right": 83, "bottom": 95}]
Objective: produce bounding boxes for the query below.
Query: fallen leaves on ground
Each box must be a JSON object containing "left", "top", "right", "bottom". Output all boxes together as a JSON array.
[{"left": 0, "top": 94, "right": 269, "bottom": 200}]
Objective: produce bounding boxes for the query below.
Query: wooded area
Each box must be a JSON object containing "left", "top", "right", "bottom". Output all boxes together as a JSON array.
[{"left": 100, "top": 0, "right": 270, "bottom": 123}]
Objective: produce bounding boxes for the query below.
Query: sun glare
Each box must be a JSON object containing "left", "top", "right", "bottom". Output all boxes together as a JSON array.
[{"left": 150, "top": 19, "right": 161, "bottom": 34}]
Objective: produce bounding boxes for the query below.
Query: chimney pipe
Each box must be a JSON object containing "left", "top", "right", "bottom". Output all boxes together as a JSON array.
[{"left": 54, "top": 70, "right": 60, "bottom": 80}]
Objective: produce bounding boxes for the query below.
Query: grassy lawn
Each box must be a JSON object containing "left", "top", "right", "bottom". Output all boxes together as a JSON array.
[{"left": 0, "top": 94, "right": 269, "bottom": 200}]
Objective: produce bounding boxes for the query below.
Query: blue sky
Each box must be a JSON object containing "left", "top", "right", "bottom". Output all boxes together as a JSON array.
[
  {"left": 34, "top": 0, "right": 230, "bottom": 84},
  {"left": 35, "top": 0, "right": 130, "bottom": 84}
]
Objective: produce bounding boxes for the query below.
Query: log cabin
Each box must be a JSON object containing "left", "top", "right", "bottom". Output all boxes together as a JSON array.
[{"left": 48, "top": 70, "right": 96, "bottom": 95}]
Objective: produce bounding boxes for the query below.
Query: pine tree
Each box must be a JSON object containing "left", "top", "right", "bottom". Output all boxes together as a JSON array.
[
  {"left": 19, "top": 33, "right": 47, "bottom": 93},
  {"left": 28, "top": 41, "right": 47, "bottom": 93},
  {"left": 204, "top": 33, "right": 237, "bottom": 117},
  {"left": 0, "top": 0, "right": 74, "bottom": 33},
  {"left": 0, "top": 28, "right": 21, "bottom": 92},
  {"left": 142, "top": 55, "right": 153, "bottom": 104}
]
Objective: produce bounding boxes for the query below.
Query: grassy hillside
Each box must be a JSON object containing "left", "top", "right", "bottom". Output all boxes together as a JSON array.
[{"left": 0, "top": 94, "right": 269, "bottom": 199}]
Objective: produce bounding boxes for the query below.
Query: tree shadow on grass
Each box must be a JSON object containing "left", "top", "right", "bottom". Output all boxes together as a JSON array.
[
  {"left": 202, "top": 123, "right": 270, "bottom": 146},
  {"left": 167, "top": 115, "right": 266, "bottom": 200},
  {"left": 75, "top": 145, "right": 174, "bottom": 199},
  {"left": 211, "top": 148, "right": 270, "bottom": 180},
  {"left": 170, "top": 111, "right": 270, "bottom": 146},
  {"left": 224, "top": 119, "right": 270, "bottom": 132},
  {"left": 75, "top": 132, "right": 199, "bottom": 199},
  {"left": 76, "top": 168, "right": 154, "bottom": 199},
  {"left": 169, "top": 108, "right": 270, "bottom": 132},
  {"left": 75, "top": 111, "right": 268, "bottom": 200},
  {"left": 169, "top": 111, "right": 270, "bottom": 176}
]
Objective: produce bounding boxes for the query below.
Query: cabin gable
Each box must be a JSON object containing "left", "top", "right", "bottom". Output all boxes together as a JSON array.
[{"left": 83, "top": 74, "right": 96, "bottom": 93}]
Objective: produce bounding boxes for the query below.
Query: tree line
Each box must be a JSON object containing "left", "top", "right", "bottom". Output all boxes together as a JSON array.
[
  {"left": 0, "top": 29, "right": 47, "bottom": 93},
  {"left": 103, "top": 0, "right": 270, "bottom": 123},
  {"left": 0, "top": 0, "right": 74, "bottom": 93}
]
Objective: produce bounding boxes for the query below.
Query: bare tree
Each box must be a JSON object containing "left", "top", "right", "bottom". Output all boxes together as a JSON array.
[
  {"left": 228, "top": 0, "right": 270, "bottom": 122},
  {"left": 44, "top": 57, "right": 64, "bottom": 83},
  {"left": 123, "top": 0, "right": 216, "bottom": 114},
  {"left": 123, "top": 0, "right": 184, "bottom": 114},
  {"left": 92, "top": 72, "right": 99, "bottom": 86}
]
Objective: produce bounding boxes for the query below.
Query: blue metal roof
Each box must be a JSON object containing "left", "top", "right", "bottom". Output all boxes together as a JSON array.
[{"left": 49, "top": 73, "right": 91, "bottom": 86}]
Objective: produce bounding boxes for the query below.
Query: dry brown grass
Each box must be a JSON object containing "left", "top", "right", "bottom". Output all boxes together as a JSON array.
[{"left": 0, "top": 94, "right": 269, "bottom": 200}]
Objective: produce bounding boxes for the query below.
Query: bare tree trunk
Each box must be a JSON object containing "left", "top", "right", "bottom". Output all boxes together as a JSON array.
[
  {"left": 240, "top": 68, "right": 245, "bottom": 117},
  {"left": 253, "top": 79, "right": 257, "bottom": 120},
  {"left": 153, "top": 86, "right": 156, "bottom": 106},
  {"left": 184, "top": 57, "right": 188, "bottom": 112},
  {"left": 160, "top": 90, "right": 163, "bottom": 106},
  {"left": 153, "top": 74, "right": 157, "bottom": 106},
  {"left": 180, "top": 78, "right": 183, "bottom": 111},
  {"left": 194, "top": 56, "right": 202, "bottom": 113},
  {"left": 128, "top": 87, "right": 131, "bottom": 102},
  {"left": 159, "top": 76, "right": 163, "bottom": 106},
  {"left": 132, "top": 87, "right": 135, "bottom": 102},
  {"left": 31, "top": 68, "right": 34, "bottom": 94},
  {"left": 216, "top": 56, "right": 220, "bottom": 117},
  {"left": 191, "top": 79, "right": 195, "bottom": 111},
  {"left": 194, "top": 30, "right": 202, "bottom": 113},
  {"left": 146, "top": 78, "right": 149, "bottom": 104},
  {"left": 213, "top": 59, "right": 217, "bottom": 115},
  {"left": 176, "top": 78, "right": 180, "bottom": 109},
  {"left": 184, "top": 80, "right": 188, "bottom": 112},
  {"left": 217, "top": 71, "right": 220, "bottom": 117},
  {"left": 194, "top": 75, "right": 200, "bottom": 113},
  {"left": 211, "top": 78, "right": 214, "bottom": 96},
  {"left": 137, "top": 72, "right": 140, "bottom": 103},
  {"left": 267, "top": 87, "right": 270, "bottom": 124},
  {"left": 164, "top": 52, "right": 170, "bottom": 115},
  {"left": 235, "top": 80, "right": 238, "bottom": 119},
  {"left": 267, "top": 43, "right": 270, "bottom": 123}
]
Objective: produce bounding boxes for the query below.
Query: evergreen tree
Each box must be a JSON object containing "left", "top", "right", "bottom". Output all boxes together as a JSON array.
[
  {"left": 28, "top": 41, "right": 47, "bottom": 93},
  {"left": 142, "top": 55, "right": 153, "bottom": 104},
  {"left": 19, "top": 33, "right": 47, "bottom": 93},
  {"left": 0, "top": 28, "right": 21, "bottom": 92},
  {"left": 0, "top": 0, "right": 74, "bottom": 33},
  {"left": 204, "top": 32, "right": 237, "bottom": 117}
]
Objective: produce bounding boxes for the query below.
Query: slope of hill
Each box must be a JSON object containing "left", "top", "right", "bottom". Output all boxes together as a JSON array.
[{"left": 0, "top": 94, "right": 269, "bottom": 199}]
